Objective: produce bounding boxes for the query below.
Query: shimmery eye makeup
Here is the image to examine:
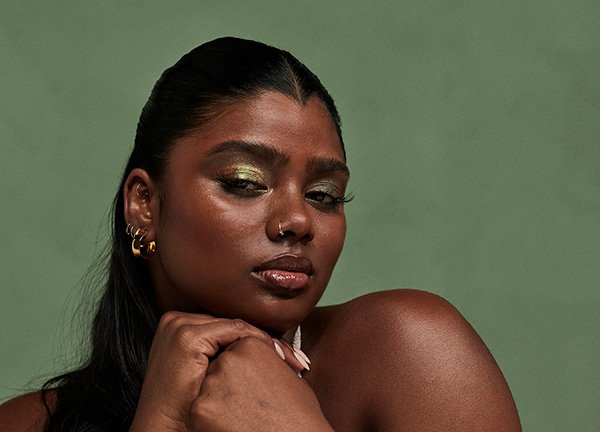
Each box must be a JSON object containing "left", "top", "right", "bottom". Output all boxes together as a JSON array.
[
  {"left": 216, "top": 164, "right": 268, "bottom": 195},
  {"left": 226, "top": 165, "right": 265, "bottom": 183},
  {"left": 305, "top": 182, "right": 354, "bottom": 211},
  {"left": 214, "top": 162, "right": 353, "bottom": 210}
]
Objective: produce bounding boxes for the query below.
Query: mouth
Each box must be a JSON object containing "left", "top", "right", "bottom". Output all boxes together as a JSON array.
[{"left": 252, "top": 254, "right": 313, "bottom": 295}]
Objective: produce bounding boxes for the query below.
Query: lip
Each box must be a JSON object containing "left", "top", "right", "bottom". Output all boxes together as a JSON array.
[{"left": 252, "top": 254, "right": 313, "bottom": 295}]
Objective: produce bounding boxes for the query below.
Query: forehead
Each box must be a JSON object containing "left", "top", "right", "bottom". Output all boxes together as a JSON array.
[{"left": 172, "top": 91, "right": 345, "bottom": 163}]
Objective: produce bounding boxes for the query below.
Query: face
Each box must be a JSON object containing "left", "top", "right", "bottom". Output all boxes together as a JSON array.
[{"left": 147, "top": 91, "right": 349, "bottom": 335}]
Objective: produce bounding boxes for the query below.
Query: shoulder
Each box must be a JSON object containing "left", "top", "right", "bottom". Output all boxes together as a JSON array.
[
  {"left": 306, "top": 289, "right": 521, "bottom": 431},
  {"left": 308, "top": 289, "right": 472, "bottom": 349},
  {"left": 330, "top": 289, "right": 505, "bottom": 377},
  {"left": 0, "top": 391, "right": 53, "bottom": 432},
  {"left": 313, "top": 288, "right": 498, "bottom": 353},
  {"left": 333, "top": 287, "right": 460, "bottom": 322}
]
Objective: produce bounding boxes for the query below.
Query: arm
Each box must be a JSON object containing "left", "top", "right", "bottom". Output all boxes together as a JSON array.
[
  {"left": 189, "top": 337, "right": 335, "bottom": 432},
  {"left": 130, "top": 311, "right": 327, "bottom": 432},
  {"left": 0, "top": 313, "right": 321, "bottom": 432}
]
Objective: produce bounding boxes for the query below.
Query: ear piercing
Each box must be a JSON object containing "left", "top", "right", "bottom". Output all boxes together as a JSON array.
[
  {"left": 126, "top": 222, "right": 157, "bottom": 259},
  {"left": 135, "top": 183, "right": 150, "bottom": 199}
]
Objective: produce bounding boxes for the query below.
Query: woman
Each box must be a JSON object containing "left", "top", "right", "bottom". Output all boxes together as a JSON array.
[{"left": 0, "top": 37, "right": 521, "bottom": 431}]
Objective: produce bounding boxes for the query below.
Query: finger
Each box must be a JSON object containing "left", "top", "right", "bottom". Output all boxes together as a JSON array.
[
  {"left": 158, "top": 312, "right": 298, "bottom": 367},
  {"left": 176, "top": 319, "right": 273, "bottom": 360},
  {"left": 158, "top": 310, "right": 222, "bottom": 328},
  {"left": 276, "top": 339, "right": 310, "bottom": 373}
]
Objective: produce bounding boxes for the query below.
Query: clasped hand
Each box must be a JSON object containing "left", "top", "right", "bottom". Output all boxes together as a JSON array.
[{"left": 129, "top": 311, "right": 333, "bottom": 432}]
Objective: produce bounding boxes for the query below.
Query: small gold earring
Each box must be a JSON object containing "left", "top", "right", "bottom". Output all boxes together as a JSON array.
[
  {"left": 127, "top": 223, "right": 157, "bottom": 259},
  {"left": 132, "top": 237, "right": 157, "bottom": 258}
]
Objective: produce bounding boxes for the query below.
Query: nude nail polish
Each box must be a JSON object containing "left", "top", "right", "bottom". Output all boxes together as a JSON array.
[
  {"left": 293, "top": 347, "right": 311, "bottom": 365},
  {"left": 293, "top": 350, "right": 310, "bottom": 371},
  {"left": 273, "top": 340, "right": 286, "bottom": 360}
]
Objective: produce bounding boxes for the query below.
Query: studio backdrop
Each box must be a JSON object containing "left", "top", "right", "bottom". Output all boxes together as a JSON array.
[{"left": 1, "top": 2, "right": 599, "bottom": 431}]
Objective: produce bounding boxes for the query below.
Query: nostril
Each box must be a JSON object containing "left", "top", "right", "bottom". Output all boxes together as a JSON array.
[
  {"left": 272, "top": 199, "right": 315, "bottom": 243},
  {"left": 271, "top": 221, "right": 313, "bottom": 244}
]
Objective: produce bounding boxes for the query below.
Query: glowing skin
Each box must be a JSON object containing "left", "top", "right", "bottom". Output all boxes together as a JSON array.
[{"left": 146, "top": 91, "right": 349, "bottom": 335}]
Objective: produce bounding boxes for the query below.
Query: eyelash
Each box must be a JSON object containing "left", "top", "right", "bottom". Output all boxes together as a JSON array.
[
  {"left": 305, "top": 191, "right": 354, "bottom": 209},
  {"left": 218, "top": 177, "right": 267, "bottom": 194},
  {"left": 217, "top": 176, "right": 353, "bottom": 210}
]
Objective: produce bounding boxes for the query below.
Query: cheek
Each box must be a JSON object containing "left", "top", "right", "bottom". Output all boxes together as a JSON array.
[
  {"left": 317, "top": 216, "right": 346, "bottom": 269},
  {"left": 162, "top": 183, "right": 259, "bottom": 248},
  {"left": 156, "top": 189, "right": 264, "bottom": 290}
]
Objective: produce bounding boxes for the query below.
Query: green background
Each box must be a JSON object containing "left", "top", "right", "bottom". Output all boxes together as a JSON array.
[{"left": 1, "top": 1, "right": 598, "bottom": 430}]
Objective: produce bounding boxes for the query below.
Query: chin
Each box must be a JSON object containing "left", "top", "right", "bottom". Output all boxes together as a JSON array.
[{"left": 216, "top": 301, "right": 310, "bottom": 336}]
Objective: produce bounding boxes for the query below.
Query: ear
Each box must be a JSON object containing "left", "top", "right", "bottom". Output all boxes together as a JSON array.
[{"left": 123, "top": 168, "right": 160, "bottom": 240}]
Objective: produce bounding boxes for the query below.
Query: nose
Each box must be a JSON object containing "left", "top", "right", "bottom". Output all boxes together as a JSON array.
[{"left": 268, "top": 191, "right": 314, "bottom": 244}]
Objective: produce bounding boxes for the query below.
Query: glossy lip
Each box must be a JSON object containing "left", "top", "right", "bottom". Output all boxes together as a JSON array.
[
  {"left": 252, "top": 254, "right": 314, "bottom": 295},
  {"left": 254, "top": 254, "right": 314, "bottom": 274}
]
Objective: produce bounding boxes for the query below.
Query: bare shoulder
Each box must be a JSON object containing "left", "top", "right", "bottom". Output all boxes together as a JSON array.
[
  {"left": 0, "top": 391, "right": 52, "bottom": 432},
  {"left": 309, "top": 289, "right": 487, "bottom": 345},
  {"left": 334, "top": 288, "right": 464, "bottom": 323},
  {"left": 305, "top": 289, "right": 522, "bottom": 432}
]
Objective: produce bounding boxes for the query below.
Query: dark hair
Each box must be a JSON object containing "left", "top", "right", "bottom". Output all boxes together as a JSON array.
[{"left": 42, "top": 37, "right": 343, "bottom": 431}]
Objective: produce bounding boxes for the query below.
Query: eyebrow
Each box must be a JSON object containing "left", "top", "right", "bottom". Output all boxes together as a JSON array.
[
  {"left": 207, "top": 140, "right": 288, "bottom": 164},
  {"left": 307, "top": 156, "right": 350, "bottom": 178},
  {"left": 207, "top": 140, "right": 350, "bottom": 178}
]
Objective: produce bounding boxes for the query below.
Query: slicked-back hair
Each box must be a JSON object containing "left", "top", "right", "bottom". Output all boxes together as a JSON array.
[{"left": 43, "top": 37, "right": 343, "bottom": 431}]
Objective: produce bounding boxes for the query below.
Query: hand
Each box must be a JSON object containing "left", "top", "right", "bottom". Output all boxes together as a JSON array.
[
  {"left": 129, "top": 311, "right": 305, "bottom": 432},
  {"left": 188, "top": 337, "right": 334, "bottom": 432}
]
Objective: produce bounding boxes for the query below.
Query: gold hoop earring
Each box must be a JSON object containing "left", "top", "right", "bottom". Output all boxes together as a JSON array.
[{"left": 127, "top": 224, "right": 157, "bottom": 259}]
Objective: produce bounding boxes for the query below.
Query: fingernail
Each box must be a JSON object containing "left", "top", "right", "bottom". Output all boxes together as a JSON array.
[
  {"left": 293, "top": 347, "right": 311, "bottom": 365},
  {"left": 293, "top": 350, "right": 311, "bottom": 371},
  {"left": 273, "top": 340, "right": 285, "bottom": 360}
]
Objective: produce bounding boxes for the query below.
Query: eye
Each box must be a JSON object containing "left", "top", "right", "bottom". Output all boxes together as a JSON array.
[
  {"left": 305, "top": 187, "right": 353, "bottom": 211},
  {"left": 306, "top": 191, "right": 336, "bottom": 204},
  {"left": 218, "top": 177, "right": 267, "bottom": 196},
  {"left": 216, "top": 165, "right": 268, "bottom": 196}
]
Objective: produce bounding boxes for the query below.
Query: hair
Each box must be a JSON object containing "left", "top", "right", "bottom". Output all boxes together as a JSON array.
[{"left": 42, "top": 37, "right": 343, "bottom": 431}]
